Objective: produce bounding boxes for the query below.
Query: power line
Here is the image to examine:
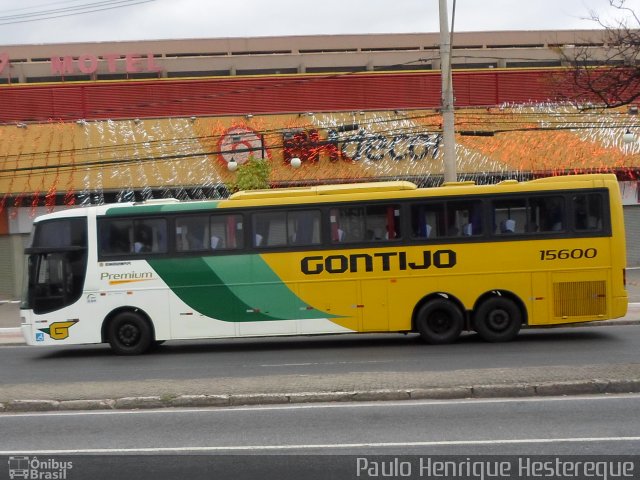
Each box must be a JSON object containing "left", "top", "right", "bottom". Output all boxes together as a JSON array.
[{"left": 0, "top": 0, "right": 155, "bottom": 25}]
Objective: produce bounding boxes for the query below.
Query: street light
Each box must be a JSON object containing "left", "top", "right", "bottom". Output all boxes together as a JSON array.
[{"left": 623, "top": 129, "right": 636, "bottom": 144}]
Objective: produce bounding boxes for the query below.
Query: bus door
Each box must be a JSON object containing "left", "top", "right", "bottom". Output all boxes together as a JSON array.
[{"left": 360, "top": 279, "right": 389, "bottom": 331}]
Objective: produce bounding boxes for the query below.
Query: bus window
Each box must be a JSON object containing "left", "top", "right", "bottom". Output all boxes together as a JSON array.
[
  {"left": 210, "top": 214, "right": 244, "bottom": 249},
  {"left": 331, "top": 205, "right": 400, "bottom": 243},
  {"left": 134, "top": 218, "right": 166, "bottom": 253},
  {"left": 101, "top": 219, "right": 133, "bottom": 254},
  {"left": 253, "top": 210, "right": 319, "bottom": 247},
  {"left": 33, "top": 218, "right": 86, "bottom": 248},
  {"left": 100, "top": 218, "right": 167, "bottom": 255},
  {"left": 492, "top": 198, "right": 526, "bottom": 235},
  {"left": 447, "top": 200, "right": 483, "bottom": 237},
  {"left": 574, "top": 194, "right": 603, "bottom": 231},
  {"left": 532, "top": 196, "right": 565, "bottom": 232},
  {"left": 288, "top": 210, "right": 321, "bottom": 246},
  {"left": 364, "top": 205, "right": 401, "bottom": 240},
  {"left": 176, "top": 216, "right": 209, "bottom": 251},
  {"left": 411, "top": 203, "right": 444, "bottom": 239},
  {"left": 330, "top": 207, "right": 365, "bottom": 243}
]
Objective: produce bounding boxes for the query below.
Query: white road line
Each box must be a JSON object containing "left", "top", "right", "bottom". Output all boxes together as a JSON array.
[{"left": 2, "top": 436, "right": 640, "bottom": 455}]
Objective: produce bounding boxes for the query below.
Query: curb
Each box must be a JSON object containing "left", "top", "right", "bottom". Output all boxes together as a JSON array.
[{"left": 2, "top": 379, "right": 640, "bottom": 413}]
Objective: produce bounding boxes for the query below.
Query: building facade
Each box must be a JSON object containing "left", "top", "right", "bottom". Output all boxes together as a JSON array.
[{"left": 1, "top": 30, "right": 639, "bottom": 298}]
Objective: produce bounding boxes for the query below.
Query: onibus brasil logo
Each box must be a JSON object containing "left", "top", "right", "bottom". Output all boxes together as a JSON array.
[{"left": 8, "top": 456, "right": 73, "bottom": 479}]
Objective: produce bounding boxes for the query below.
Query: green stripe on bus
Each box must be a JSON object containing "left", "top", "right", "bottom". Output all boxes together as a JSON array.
[
  {"left": 105, "top": 201, "right": 220, "bottom": 216},
  {"left": 148, "top": 255, "right": 334, "bottom": 322}
]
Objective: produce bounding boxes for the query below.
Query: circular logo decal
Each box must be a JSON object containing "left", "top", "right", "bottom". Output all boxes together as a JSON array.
[{"left": 218, "top": 127, "right": 265, "bottom": 166}]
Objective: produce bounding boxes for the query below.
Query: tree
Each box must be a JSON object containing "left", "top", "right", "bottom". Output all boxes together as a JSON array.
[
  {"left": 228, "top": 157, "right": 271, "bottom": 192},
  {"left": 561, "top": 0, "right": 640, "bottom": 108}
]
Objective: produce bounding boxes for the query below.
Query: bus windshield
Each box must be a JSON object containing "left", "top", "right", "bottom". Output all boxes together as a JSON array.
[{"left": 21, "top": 218, "right": 88, "bottom": 314}]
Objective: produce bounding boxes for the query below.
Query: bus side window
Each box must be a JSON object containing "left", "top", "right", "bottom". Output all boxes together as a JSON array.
[
  {"left": 210, "top": 214, "right": 244, "bottom": 250},
  {"left": 288, "top": 210, "right": 321, "bottom": 246},
  {"left": 101, "top": 219, "right": 133, "bottom": 255},
  {"left": 574, "top": 194, "right": 603, "bottom": 231},
  {"left": 539, "top": 196, "right": 565, "bottom": 232},
  {"left": 492, "top": 198, "right": 525, "bottom": 235},
  {"left": 330, "top": 207, "right": 365, "bottom": 243},
  {"left": 411, "top": 203, "right": 443, "bottom": 240},
  {"left": 448, "top": 200, "right": 483, "bottom": 237},
  {"left": 176, "top": 216, "right": 209, "bottom": 252},
  {"left": 364, "top": 204, "right": 401, "bottom": 241},
  {"left": 134, "top": 219, "right": 167, "bottom": 254}
]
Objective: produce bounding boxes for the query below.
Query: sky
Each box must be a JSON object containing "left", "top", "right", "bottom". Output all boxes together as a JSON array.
[{"left": 0, "top": 0, "right": 640, "bottom": 46}]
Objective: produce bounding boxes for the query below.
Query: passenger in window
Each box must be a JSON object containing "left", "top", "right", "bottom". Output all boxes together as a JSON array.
[
  {"left": 210, "top": 235, "right": 221, "bottom": 249},
  {"left": 500, "top": 219, "right": 515, "bottom": 233},
  {"left": 548, "top": 199, "right": 563, "bottom": 231},
  {"left": 134, "top": 227, "right": 152, "bottom": 253}
]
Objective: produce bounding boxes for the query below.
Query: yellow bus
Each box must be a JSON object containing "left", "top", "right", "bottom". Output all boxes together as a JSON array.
[{"left": 20, "top": 173, "right": 627, "bottom": 354}]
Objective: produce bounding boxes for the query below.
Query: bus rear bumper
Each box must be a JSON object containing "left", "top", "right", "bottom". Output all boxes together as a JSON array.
[{"left": 612, "top": 295, "right": 629, "bottom": 319}]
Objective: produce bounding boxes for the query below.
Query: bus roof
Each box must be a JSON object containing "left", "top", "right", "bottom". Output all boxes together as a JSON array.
[
  {"left": 30, "top": 173, "right": 619, "bottom": 222},
  {"left": 228, "top": 181, "right": 418, "bottom": 200}
]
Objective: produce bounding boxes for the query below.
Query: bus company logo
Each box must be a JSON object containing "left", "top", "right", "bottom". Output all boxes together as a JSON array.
[
  {"left": 8, "top": 456, "right": 73, "bottom": 479},
  {"left": 301, "top": 249, "right": 457, "bottom": 275},
  {"left": 38, "top": 320, "right": 78, "bottom": 341}
]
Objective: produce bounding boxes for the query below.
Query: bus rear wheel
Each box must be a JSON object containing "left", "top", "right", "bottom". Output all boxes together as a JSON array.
[
  {"left": 415, "top": 298, "right": 464, "bottom": 344},
  {"left": 108, "top": 311, "right": 153, "bottom": 355},
  {"left": 473, "top": 297, "right": 522, "bottom": 342}
]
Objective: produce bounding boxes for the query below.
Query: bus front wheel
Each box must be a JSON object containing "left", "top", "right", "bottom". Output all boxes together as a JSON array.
[
  {"left": 415, "top": 298, "right": 464, "bottom": 344},
  {"left": 473, "top": 297, "right": 522, "bottom": 342},
  {"left": 108, "top": 311, "right": 153, "bottom": 355}
]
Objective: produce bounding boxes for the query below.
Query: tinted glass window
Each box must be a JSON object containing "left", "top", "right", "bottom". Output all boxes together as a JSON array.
[
  {"left": 210, "top": 214, "right": 244, "bottom": 250},
  {"left": 33, "top": 218, "right": 86, "bottom": 248},
  {"left": 253, "top": 210, "right": 320, "bottom": 247},
  {"left": 100, "top": 218, "right": 167, "bottom": 255},
  {"left": 447, "top": 200, "right": 483, "bottom": 237},
  {"left": 574, "top": 193, "right": 603, "bottom": 231},
  {"left": 530, "top": 196, "right": 565, "bottom": 232},
  {"left": 330, "top": 205, "right": 401, "bottom": 243},
  {"left": 492, "top": 198, "right": 526, "bottom": 235},
  {"left": 411, "top": 204, "right": 444, "bottom": 239}
]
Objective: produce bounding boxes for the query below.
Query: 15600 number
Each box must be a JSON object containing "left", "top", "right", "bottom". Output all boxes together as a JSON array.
[{"left": 539, "top": 248, "right": 597, "bottom": 260}]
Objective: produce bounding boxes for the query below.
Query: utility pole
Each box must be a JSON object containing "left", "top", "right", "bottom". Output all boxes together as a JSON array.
[{"left": 439, "top": 0, "right": 457, "bottom": 182}]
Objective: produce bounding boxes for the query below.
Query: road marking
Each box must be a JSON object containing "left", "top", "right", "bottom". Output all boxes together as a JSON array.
[{"left": 2, "top": 436, "right": 640, "bottom": 455}]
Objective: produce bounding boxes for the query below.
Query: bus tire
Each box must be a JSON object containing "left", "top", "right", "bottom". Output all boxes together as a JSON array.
[
  {"left": 107, "top": 311, "right": 153, "bottom": 355},
  {"left": 474, "top": 297, "right": 522, "bottom": 342},
  {"left": 415, "top": 298, "right": 464, "bottom": 344}
]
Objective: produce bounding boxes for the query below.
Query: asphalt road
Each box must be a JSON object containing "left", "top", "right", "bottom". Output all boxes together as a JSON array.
[
  {"left": 1, "top": 325, "right": 640, "bottom": 405},
  {"left": 3, "top": 326, "right": 640, "bottom": 385},
  {"left": 1, "top": 394, "right": 639, "bottom": 479}
]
